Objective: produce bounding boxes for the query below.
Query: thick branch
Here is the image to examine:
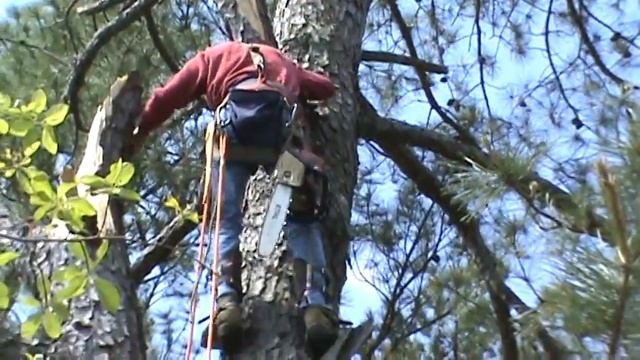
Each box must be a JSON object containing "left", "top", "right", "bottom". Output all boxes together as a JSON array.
[
  {"left": 64, "top": 0, "right": 160, "bottom": 132},
  {"left": 130, "top": 217, "right": 197, "bottom": 285},
  {"left": 360, "top": 50, "right": 448, "bottom": 74},
  {"left": 236, "top": 0, "right": 278, "bottom": 47},
  {"left": 357, "top": 94, "right": 612, "bottom": 245},
  {"left": 377, "top": 140, "right": 566, "bottom": 358}
]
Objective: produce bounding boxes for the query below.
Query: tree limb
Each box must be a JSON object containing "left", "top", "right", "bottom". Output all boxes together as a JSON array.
[
  {"left": 144, "top": 9, "right": 180, "bottom": 73},
  {"left": 357, "top": 94, "right": 613, "bottom": 245},
  {"left": 360, "top": 50, "right": 448, "bottom": 74},
  {"left": 64, "top": 0, "right": 160, "bottom": 134}
]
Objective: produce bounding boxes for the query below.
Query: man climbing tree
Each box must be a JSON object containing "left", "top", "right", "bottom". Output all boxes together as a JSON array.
[{"left": 131, "top": 40, "right": 340, "bottom": 357}]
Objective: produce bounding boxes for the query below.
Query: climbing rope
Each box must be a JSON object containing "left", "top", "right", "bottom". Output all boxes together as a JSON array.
[{"left": 184, "top": 121, "right": 228, "bottom": 360}]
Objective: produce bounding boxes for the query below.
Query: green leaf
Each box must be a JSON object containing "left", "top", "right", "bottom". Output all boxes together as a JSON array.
[
  {"left": 185, "top": 211, "right": 200, "bottom": 224},
  {"left": 57, "top": 182, "right": 76, "bottom": 198},
  {"left": 26, "top": 89, "right": 47, "bottom": 114},
  {"left": 22, "top": 295, "right": 41, "bottom": 307},
  {"left": 43, "top": 103, "right": 69, "bottom": 126},
  {"left": 52, "top": 265, "right": 84, "bottom": 282},
  {"left": 164, "top": 195, "right": 180, "bottom": 211},
  {"left": 3, "top": 168, "right": 16, "bottom": 178},
  {"left": 95, "top": 240, "right": 109, "bottom": 263},
  {"left": 67, "top": 198, "right": 96, "bottom": 217},
  {"left": 0, "top": 251, "right": 20, "bottom": 265},
  {"left": 42, "top": 309, "right": 62, "bottom": 339},
  {"left": 31, "top": 175, "right": 55, "bottom": 202},
  {"left": 94, "top": 276, "right": 121, "bottom": 313},
  {"left": 0, "top": 281, "right": 10, "bottom": 309},
  {"left": 113, "top": 188, "right": 141, "bottom": 202},
  {"left": 35, "top": 274, "right": 51, "bottom": 302},
  {"left": 0, "top": 118, "right": 8, "bottom": 134},
  {"left": 51, "top": 301, "right": 70, "bottom": 322},
  {"left": 23, "top": 141, "right": 41, "bottom": 157},
  {"left": 21, "top": 312, "right": 42, "bottom": 339},
  {"left": 68, "top": 242, "right": 88, "bottom": 261},
  {"left": 17, "top": 170, "right": 33, "bottom": 194},
  {"left": 0, "top": 93, "right": 10, "bottom": 108},
  {"left": 34, "top": 204, "right": 54, "bottom": 221},
  {"left": 78, "top": 175, "right": 110, "bottom": 188},
  {"left": 9, "top": 118, "right": 33, "bottom": 137},
  {"left": 54, "top": 275, "right": 87, "bottom": 302},
  {"left": 105, "top": 159, "right": 124, "bottom": 185},
  {"left": 30, "top": 193, "right": 52, "bottom": 207},
  {"left": 41, "top": 125, "right": 58, "bottom": 155},
  {"left": 114, "top": 162, "right": 135, "bottom": 186}
]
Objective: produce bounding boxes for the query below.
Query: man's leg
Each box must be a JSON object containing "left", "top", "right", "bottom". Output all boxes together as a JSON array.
[
  {"left": 284, "top": 219, "right": 339, "bottom": 356},
  {"left": 207, "top": 159, "right": 253, "bottom": 350}
]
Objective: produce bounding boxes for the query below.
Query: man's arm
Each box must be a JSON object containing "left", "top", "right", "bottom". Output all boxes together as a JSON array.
[
  {"left": 297, "top": 66, "right": 337, "bottom": 101},
  {"left": 137, "top": 51, "right": 209, "bottom": 135}
]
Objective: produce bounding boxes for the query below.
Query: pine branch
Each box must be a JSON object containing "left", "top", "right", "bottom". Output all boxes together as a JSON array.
[
  {"left": 376, "top": 140, "right": 566, "bottom": 358},
  {"left": 360, "top": 50, "right": 448, "bottom": 74},
  {"left": 357, "top": 93, "right": 613, "bottom": 245}
]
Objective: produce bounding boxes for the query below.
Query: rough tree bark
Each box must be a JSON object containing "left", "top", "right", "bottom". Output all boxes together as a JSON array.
[
  {"left": 204, "top": 0, "right": 373, "bottom": 359},
  {"left": 32, "top": 74, "right": 147, "bottom": 359}
]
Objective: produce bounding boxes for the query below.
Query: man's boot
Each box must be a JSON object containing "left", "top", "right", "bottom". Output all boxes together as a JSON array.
[
  {"left": 201, "top": 251, "right": 243, "bottom": 352},
  {"left": 303, "top": 304, "right": 339, "bottom": 358}
]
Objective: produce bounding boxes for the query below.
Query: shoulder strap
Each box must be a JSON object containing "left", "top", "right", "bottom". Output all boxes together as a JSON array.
[{"left": 248, "top": 44, "right": 267, "bottom": 83}]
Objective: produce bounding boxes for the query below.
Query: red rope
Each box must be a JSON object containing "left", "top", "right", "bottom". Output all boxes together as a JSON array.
[{"left": 206, "top": 134, "right": 228, "bottom": 358}]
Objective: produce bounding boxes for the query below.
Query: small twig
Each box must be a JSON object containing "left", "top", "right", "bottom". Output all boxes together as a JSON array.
[
  {"left": 566, "top": 0, "right": 626, "bottom": 86},
  {"left": 474, "top": 0, "right": 493, "bottom": 120},
  {"left": 0, "top": 37, "right": 67, "bottom": 65},
  {"left": 580, "top": 0, "right": 640, "bottom": 50},
  {"left": 544, "top": 0, "right": 582, "bottom": 124},
  {"left": 76, "top": 0, "right": 127, "bottom": 16},
  {"left": 0, "top": 232, "right": 127, "bottom": 243},
  {"left": 608, "top": 266, "right": 632, "bottom": 359}
]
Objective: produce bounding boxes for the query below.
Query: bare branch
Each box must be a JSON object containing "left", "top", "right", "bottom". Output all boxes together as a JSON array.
[
  {"left": 474, "top": 0, "right": 493, "bottom": 120},
  {"left": 360, "top": 50, "right": 448, "bottom": 74},
  {"left": 64, "top": 0, "right": 160, "bottom": 134},
  {"left": 0, "top": 232, "right": 125, "bottom": 243},
  {"left": 236, "top": 0, "right": 278, "bottom": 47},
  {"left": 77, "top": 0, "right": 127, "bottom": 16},
  {"left": 385, "top": 0, "right": 479, "bottom": 147}
]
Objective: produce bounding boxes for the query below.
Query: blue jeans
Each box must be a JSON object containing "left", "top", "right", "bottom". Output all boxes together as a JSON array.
[{"left": 209, "top": 159, "right": 328, "bottom": 307}]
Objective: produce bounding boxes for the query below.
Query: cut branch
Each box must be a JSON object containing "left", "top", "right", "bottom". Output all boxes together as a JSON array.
[
  {"left": 357, "top": 94, "right": 612, "bottom": 245},
  {"left": 360, "top": 50, "right": 448, "bottom": 74},
  {"left": 64, "top": 0, "right": 160, "bottom": 133}
]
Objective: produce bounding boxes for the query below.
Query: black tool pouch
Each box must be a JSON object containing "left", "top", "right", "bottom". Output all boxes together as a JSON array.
[{"left": 218, "top": 88, "right": 293, "bottom": 149}]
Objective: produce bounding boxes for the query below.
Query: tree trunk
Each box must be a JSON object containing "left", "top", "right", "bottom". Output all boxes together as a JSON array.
[
  {"left": 33, "top": 74, "right": 147, "bottom": 360},
  {"left": 208, "top": 0, "right": 372, "bottom": 359}
]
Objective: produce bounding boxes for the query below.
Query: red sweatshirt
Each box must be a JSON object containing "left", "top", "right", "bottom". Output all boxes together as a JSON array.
[{"left": 138, "top": 41, "right": 336, "bottom": 135}]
